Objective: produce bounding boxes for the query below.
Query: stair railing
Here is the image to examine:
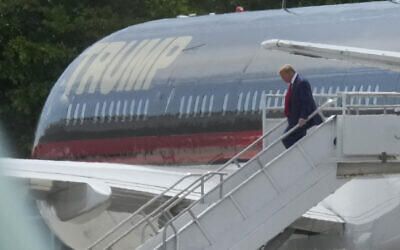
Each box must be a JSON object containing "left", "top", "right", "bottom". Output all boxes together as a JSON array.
[
  {"left": 97, "top": 114, "right": 290, "bottom": 250},
  {"left": 88, "top": 171, "right": 226, "bottom": 250},
  {"left": 90, "top": 96, "right": 336, "bottom": 250},
  {"left": 93, "top": 92, "right": 400, "bottom": 249},
  {"left": 90, "top": 100, "right": 304, "bottom": 250},
  {"left": 160, "top": 98, "right": 337, "bottom": 249}
]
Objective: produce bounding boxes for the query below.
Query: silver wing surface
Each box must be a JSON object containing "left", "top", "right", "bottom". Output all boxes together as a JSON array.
[
  {"left": 0, "top": 158, "right": 344, "bottom": 249},
  {"left": 0, "top": 158, "right": 227, "bottom": 221},
  {"left": 0, "top": 158, "right": 234, "bottom": 249},
  {"left": 262, "top": 39, "right": 400, "bottom": 72}
]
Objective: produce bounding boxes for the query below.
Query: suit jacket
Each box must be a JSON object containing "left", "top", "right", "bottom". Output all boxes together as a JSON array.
[{"left": 282, "top": 74, "right": 322, "bottom": 148}]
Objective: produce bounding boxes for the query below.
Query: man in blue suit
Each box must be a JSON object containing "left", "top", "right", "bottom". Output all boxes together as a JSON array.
[{"left": 279, "top": 64, "right": 322, "bottom": 148}]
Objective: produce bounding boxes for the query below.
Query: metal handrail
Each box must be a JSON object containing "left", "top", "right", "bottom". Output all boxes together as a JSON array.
[
  {"left": 217, "top": 118, "right": 287, "bottom": 172},
  {"left": 339, "top": 92, "right": 400, "bottom": 115},
  {"left": 265, "top": 93, "right": 337, "bottom": 98},
  {"left": 104, "top": 171, "right": 227, "bottom": 249},
  {"left": 160, "top": 172, "right": 226, "bottom": 214},
  {"left": 339, "top": 91, "right": 400, "bottom": 97},
  {"left": 92, "top": 91, "right": 399, "bottom": 249},
  {"left": 103, "top": 116, "right": 290, "bottom": 249},
  {"left": 265, "top": 92, "right": 400, "bottom": 98},
  {"left": 88, "top": 172, "right": 219, "bottom": 249},
  {"left": 91, "top": 95, "right": 299, "bottom": 250},
  {"left": 264, "top": 92, "right": 400, "bottom": 115},
  {"left": 161, "top": 98, "right": 336, "bottom": 248},
  {"left": 263, "top": 93, "right": 339, "bottom": 113}
]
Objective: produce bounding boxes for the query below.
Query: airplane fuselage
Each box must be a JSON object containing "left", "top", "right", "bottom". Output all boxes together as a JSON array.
[
  {"left": 28, "top": 2, "right": 400, "bottom": 250},
  {"left": 32, "top": 1, "right": 400, "bottom": 165}
]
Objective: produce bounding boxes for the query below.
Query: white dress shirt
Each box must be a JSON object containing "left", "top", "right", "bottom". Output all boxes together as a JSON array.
[{"left": 290, "top": 72, "right": 298, "bottom": 85}]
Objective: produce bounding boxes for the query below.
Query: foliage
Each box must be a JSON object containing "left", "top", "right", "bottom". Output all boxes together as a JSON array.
[{"left": 0, "top": 0, "right": 376, "bottom": 157}]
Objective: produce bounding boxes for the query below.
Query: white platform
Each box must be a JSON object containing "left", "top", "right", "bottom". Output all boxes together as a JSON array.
[{"left": 125, "top": 115, "right": 400, "bottom": 250}]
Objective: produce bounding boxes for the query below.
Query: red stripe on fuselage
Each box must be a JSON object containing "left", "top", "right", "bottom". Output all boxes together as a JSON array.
[{"left": 32, "top": 130, "right": 263, "bottom": 165}]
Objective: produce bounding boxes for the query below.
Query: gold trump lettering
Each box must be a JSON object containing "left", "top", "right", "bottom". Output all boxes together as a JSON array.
[{"left": 63, "top": 36, "right": 192, "bottom": 96}]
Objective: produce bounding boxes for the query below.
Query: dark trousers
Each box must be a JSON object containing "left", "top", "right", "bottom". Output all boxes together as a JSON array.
[{"left": 282, "top": 125, "right": 307, "bottom": 149}]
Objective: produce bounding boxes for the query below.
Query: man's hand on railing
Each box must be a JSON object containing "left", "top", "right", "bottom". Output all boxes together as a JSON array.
[{"left": 298, "top": 118, "right": 307, "bottom": 127}]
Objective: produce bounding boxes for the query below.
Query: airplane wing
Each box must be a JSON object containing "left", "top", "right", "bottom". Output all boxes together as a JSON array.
[
  {"left": 1, "top": 158, "right": 345, "bottom": 242},
  {"left": 291, "top": 203, "right": 345, "bottom": 234},
  {"left": 0, "top": 156, "right": 349, "bottom": 250},
  {"left": 0, "top": 158, "right": 231, "bottom": 221},
  {"left": 261, "top": 39, "right": 400, "bottom": 72}
]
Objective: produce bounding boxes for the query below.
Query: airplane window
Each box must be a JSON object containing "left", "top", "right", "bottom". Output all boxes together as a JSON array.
[
  {"left": 259, "top": 90, "right": 266, "bottom": 111},
  {"left": 366, "top": 85, "right": 372, "bottom": 104},
  {"left": 136, "top": 99, "right": 143, "bottom": 120},
  {"left": 73, "top": 103, "right": 80, "bottom": 126},
  {"left": 101, "top": 101, "right": 107, "bottom": 123},
  {"left": 186, "top": 96, "right": 193, "bottom": 117},
  {"left": 130, "top": 99, "right": 135, "bottom": 121},
  {"left": 208, "top": 95, "right": 214, "bottom": 116},
  {"left": 66, "top": 104, "right": 72, "bottom": 126},
  {"left": 164, "top": 88, "right": 175, "bottom": 115},
  {"left": 265, "top": 90, "right": 272, "bottom": 109},
  {"left": 45, "top": 100, "right": 52, "bottom": 117},
  {"left": 201, "top": 95, "right": 208, "bottom": 116},
  {"left": 116, "top": 101, "right": 121, "bottom": 122},
  {"left": 319, "top": 87, "right": 325, "bottom": 106},
  {"left": 80, "top": 103, "right": 86, "bottom": 125},
  {"left": 334, "top": 86, "right": 340, "bottom": 107},
  {"left": 237, "top": 92, "right": 243, "bottom": 113},
  {"left": 343, "top": 86, "right": 348, "bottom": 106},
  {"left": 194, "top": 95, "right": 200, "bottom": 116},
  {"left": 244, "top": 91, "right": 251, "bottom": 112},
  {"left": 179, "top": 96, "right": 185, "bottom": 119},
  {"left": 350, "top": 86, "right": 356, "bottom": 105},
  {"left": 222, "top": 93, "right": 229, "bottom": 116},
  {"left": 252, "top": 91, "right": 258, "bottom": 112},
  {"left": 122, "top": 100, "right": 128, "bottom": 122},
  {"left": 273, "top": 90, "right": 280, "bottom": 107},
  {"left": 358, "top": 85, "right": 364, "bottom": 105},
  {"left": 108, "top": 101, "right": 115, "bottom": 123},
  {"left": 93, "top": 102, "right": 100, "bottom": 124},
  {"left": 373, "top": 85, "right": 379, "bottom": 105},
  {"left": 143, "top": 99, "right": 149, "bottom": 120}
]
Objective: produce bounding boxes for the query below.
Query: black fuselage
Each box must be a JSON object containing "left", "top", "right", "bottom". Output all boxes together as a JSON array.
[{"left": 33, "top": 1, "right": 400, "bottom": 165}]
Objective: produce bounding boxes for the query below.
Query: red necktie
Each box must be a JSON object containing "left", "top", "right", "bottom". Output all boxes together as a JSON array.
[{"left": 284, "top": 83, "right": 292, "bottom": 117}]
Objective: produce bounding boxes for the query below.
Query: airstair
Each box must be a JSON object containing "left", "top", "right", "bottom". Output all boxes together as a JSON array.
[{"left": 88, "top": 92, "right": 400, "bottom": 250}]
